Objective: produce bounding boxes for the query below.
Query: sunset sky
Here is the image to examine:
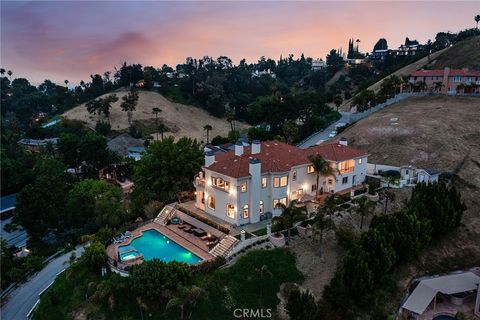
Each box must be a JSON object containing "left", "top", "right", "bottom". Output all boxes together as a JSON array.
[{"left": 1, "top": 1, "right": 479, "bottom": 85}]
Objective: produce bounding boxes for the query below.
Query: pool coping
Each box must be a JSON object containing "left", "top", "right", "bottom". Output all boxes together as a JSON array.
[{"left": 107, "top": 223, "right": 214, "bottom": 266}]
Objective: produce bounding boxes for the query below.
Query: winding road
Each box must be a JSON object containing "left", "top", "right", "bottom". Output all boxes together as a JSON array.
[{"left": 1, "top": 245, "right": 84, "bottom": 320}]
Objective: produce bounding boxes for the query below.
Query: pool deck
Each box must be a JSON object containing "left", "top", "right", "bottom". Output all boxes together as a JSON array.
[{"left": 106, "top": 222, "right": 214, "bottom": 268}]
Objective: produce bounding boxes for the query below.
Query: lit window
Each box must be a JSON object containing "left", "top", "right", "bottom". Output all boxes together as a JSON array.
[
  {"left": 243, "top": 205, "right": 249, "bottom": 218},
  {"left": 226, "top": 204, "right": 235, "bottom": 218},
  {"left": 338, "top": 160, "right": 355, "bottom": 174},
  {"left": 292, "top": 170, "right": 297, "bottom": 180},
  {"left": 307, "top": 165, "right": 315, "bottom": 174},
  {"left": 358, "top": 158, "right": 362, "bottom": 164},
  {"left": 211, "top": 177, "right": 230, "bottom": 192},
  {"left": 273, "top": 197, "right": 287, "bottom": 208},
  {"left": 342, "top": 177, "right": 348, "bottom": 184},
  {"left": 261, "top": 177, "right": 267, "bottom": 188},
  {"left": 208, "top": 196, "right": 215, "bottom": 210},
  {"left": 274, "top": 176, "right": 287, "bottom": 188},
  {"left": 259, "top": 201, "right": 264, "bottom": 214},
  {"left": 241, "top": 181, "right": 247, "bottom": 192}
]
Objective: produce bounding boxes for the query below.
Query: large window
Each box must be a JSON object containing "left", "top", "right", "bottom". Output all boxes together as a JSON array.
[
  {"left": 273, "top": 176, "right": 288, "bottom": 188},
  {"left": 273, "top": 197, "right": 287, "bottom": 208},
  {"left": 211, "top": 177, "right": 230, "bottom": 192},
  {"left": 208, "top": 196, "right": 215, "bottom": 210},
  {"left": 226, "top": 204, "right": 235, "bottom": 218},
  {"left": 241, "top": 181, "right": 247, "bottom": 192},
  {"left": 342, "top": 177, "right": 348, "bottom": 184},
  {"left": 261, "top": 177, "right": 267, "bottom": 188},
  {"left": 243, "top": 205, "right": 249, "bottom": 218},
  {"left": 338, "top": 160, "right": 355, "bottom": 174},
  {"left": 307, "top": 165, "right": 315, "bottom": 174}
]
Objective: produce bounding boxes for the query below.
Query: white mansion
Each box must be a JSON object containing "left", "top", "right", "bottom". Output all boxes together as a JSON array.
[{"left": 194, "top": 140, "right": 368, "bottom": 226}]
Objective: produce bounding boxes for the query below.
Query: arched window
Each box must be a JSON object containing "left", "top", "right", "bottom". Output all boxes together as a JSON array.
[
  {"left": 208, "top": 196, "right": 215, "bottom": 210},
  {"left": 259, "top": 201, "right": 264, "bottom": 214},
  {"left": 243, "top": 204, "right": 249, "bottom": 218}
]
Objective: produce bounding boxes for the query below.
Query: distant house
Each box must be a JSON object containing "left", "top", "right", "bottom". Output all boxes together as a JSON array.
[
  {"left": 128, "top": 146, "right": 146, "bottom": 161},
  {"left": 311, "top": 58, "right": 326, "bottom": 71},
  {"left": 18, "top": 137, "right": 59, "bottom": 153},
  {"left": 397, "top": 37, "right": 425, "bottom": 56},
  {"left": 408, "top": 67, "right": 480, "bottom": 94},
  {"left": 107, "top": 133, "right": 144, "bottom": 158},
  {"left": 251, "top": 69, "right": 276, "bottom": 79},
  {"left": 400, "top": 270, "right": 480, "bottom": 319},
  {"left": 416, "top": 169, "right": 440, "bottom": 184}
]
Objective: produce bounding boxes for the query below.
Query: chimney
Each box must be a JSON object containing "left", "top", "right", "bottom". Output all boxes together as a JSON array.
[
  {"left": 205, "top": 151, "right": 215, "bottom": 167},
  {"left": 235, "top": 141, "right": 244, "bottom": 156},
  {"left": 251, "top": 140, "right": 261, "bottom": 154},
  {"left": 339, "top": 137, "right": 348, "bottom": 146},
  {"left": 249, "top": 158, "right": 261, "bottom": 223}
]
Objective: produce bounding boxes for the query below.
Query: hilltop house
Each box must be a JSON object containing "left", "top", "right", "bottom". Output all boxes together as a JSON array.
[
  {"left": 311, "top": 59, "right": 326, "bottom": 71},
  {"left": 408, "top": 67, "right": 480, "bottom": 94},
  {"left": 193, "top": 140, "right": 368, "bottom": 226}
]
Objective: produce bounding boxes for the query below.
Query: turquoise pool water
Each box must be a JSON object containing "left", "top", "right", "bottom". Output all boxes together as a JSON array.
[{"left": 118, "top": 229, "right": 202, "bottom": 264}]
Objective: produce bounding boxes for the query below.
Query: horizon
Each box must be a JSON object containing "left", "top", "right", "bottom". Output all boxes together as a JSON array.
[{"left": 1, "top": 1, "right": 478, "bottom": 85}]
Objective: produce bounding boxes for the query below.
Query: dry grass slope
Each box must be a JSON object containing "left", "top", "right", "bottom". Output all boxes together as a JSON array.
[
  {"left": 332, "top": 95, "right": 480, "bottom": 274},
  {"left": 63, "top": 89, "right": 249, "bottom": 142}
]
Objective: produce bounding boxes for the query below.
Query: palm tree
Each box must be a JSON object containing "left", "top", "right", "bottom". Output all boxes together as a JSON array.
[
  {"left": 64, "top": 79, "right": 69, "bottom": 88},
  {"left": 7, "top": 70, "right": 12, "bottom": 81},
  {"left": 225, "top": 109, "right": 235, "bottom": 131},
  {"left": 351, "top": 196, "right": 375, "bottom": 230},
  {"left": 308, "top": 154, "right": 335, "bottom": 199},
  {"left": 313, "top": 211, "right": 336, "bottom": 257},
  {"left": 0, "top": 68, "right": 5, "bottom": 76},
  {"left": 152, "top": 107, "right": 162, "bottom": 140},
  {"left": 203, "top": 124, "right": 212, "bottom": 143},
  {"left": 273, "top": 200, "right": 307, "bottom": 244},
  {"left": 166, "top": 285, "right": 203, "bottom": 320},
  {"left": 475, "top": 15, "right": 480, "bottom": 29},
  {"left": 157, "top": 123, "right": 167, "bottom": 141},
  {"left": 381, "top": 189, "right": 395, "bottom": 215}
]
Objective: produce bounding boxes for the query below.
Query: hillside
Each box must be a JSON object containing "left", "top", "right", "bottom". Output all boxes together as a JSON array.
[
  {"left": 331, "top": 95, "right": 480, "bottom": 270},
  {"left": 63, "top": 90, "right": 249, "bottom": 142},
  {"left": 339, "top": 36, "right": 480, "bottom": 111}
]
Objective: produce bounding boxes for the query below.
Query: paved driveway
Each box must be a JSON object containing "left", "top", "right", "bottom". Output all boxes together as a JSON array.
[
  {"left": 1, "top": 245, "right": 84, "bottom": 320},
  {"left": 297, "top": 112, "right": 351, "bottom": 148}
]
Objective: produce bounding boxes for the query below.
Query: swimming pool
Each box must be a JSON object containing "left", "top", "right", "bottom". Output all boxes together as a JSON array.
[{"left": 118, "top": 229, "right": 202, "bottom": 264}]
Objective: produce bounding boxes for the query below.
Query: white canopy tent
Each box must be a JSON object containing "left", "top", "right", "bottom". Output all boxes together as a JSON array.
[{"left": 402, "top": 272, "right": 480, "bottom": 315}]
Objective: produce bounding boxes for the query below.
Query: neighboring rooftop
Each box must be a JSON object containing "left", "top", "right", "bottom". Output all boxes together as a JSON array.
[
  {"left": 18, "top": 137, "right": 59, "bottom": 146},
  {"left": 402, "top": 271, "right": 480, "bottom": 315},
  {"left": 206, "top": 140, "right": 368, "bottom": 178},
  {"left": 1, "top": 194, "right": 17, "bottom": 214},
  {"left": 107, "top": 133, "right": 144, "bottom": 157}
]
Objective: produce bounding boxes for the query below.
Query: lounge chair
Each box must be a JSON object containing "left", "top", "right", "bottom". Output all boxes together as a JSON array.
[
  {"left": 124, "top": 231, "right": 133, "bottom": 238},
  {"left": 178, "top": 224, "right": 187, "bottom": 230},
  {"left": 193, "top": 228, "right": 206, "bottom": 237}
]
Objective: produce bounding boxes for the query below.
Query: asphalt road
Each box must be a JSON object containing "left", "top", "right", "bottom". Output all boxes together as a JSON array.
[
  {"left": 297, "top": 112, "right": 351, "bottom": 148},
  {"left": 1, "top": 245, "right": 84, "bottom": 320}
]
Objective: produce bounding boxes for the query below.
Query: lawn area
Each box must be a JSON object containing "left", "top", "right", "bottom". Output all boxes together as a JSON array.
[{"left": 34, "top": 248, "right": 303, "bottom": 319}]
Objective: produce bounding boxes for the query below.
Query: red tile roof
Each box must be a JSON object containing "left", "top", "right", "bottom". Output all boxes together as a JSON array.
[
  {"left": 206, "top": 140, "right": 368, "bottom": 178},
  {"left": 410, "top": 69, "right": 480, "bottom": 77}
]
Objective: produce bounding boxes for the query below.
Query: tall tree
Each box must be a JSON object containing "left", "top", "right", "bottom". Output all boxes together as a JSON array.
[
  {"left": 352, "top": 196, "right": 375, "bottom": 230},
  {"left": 121, "top": 89, "right": 139, "bottom": 125},
  {"left": 152, "top": 107, "right": 162, "bottom": 140},
  {"left": 273, "top": 200, "right": 307, "bottom": 243},
  {"left": 166, "top": 285, "right": 204, "bottom": 320},
  {"left": 313, "top": 211, "right": 335, "bottom": 257},
  {"left": 308, "top": 154, "right": 335, "bottom": 199},
  {"left": 203, "top": 124, "right": 212, "bottom": 143},
  {"left": 475, "top": 14, "right": 480, "bottom": 29}
]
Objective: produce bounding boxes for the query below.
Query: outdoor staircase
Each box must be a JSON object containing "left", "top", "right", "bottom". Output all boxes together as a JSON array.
[
  {"left": 209, "top": 235, "right": 239, "bottom": 257},
  {"left": 154, "top": 205, "right": 176, "bottom": 226}
]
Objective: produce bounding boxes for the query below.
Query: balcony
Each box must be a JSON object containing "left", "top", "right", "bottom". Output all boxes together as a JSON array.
[{"left": 194, "top": 174, "right": 205, "bottom": 188}]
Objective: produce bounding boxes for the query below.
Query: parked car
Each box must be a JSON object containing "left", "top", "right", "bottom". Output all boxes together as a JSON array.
[
  {"left": 328, "top": 130, "right": 337, "bottom": 138},
  {"left": 335, "top": 122, "right": 347, "bottom": 129}
]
